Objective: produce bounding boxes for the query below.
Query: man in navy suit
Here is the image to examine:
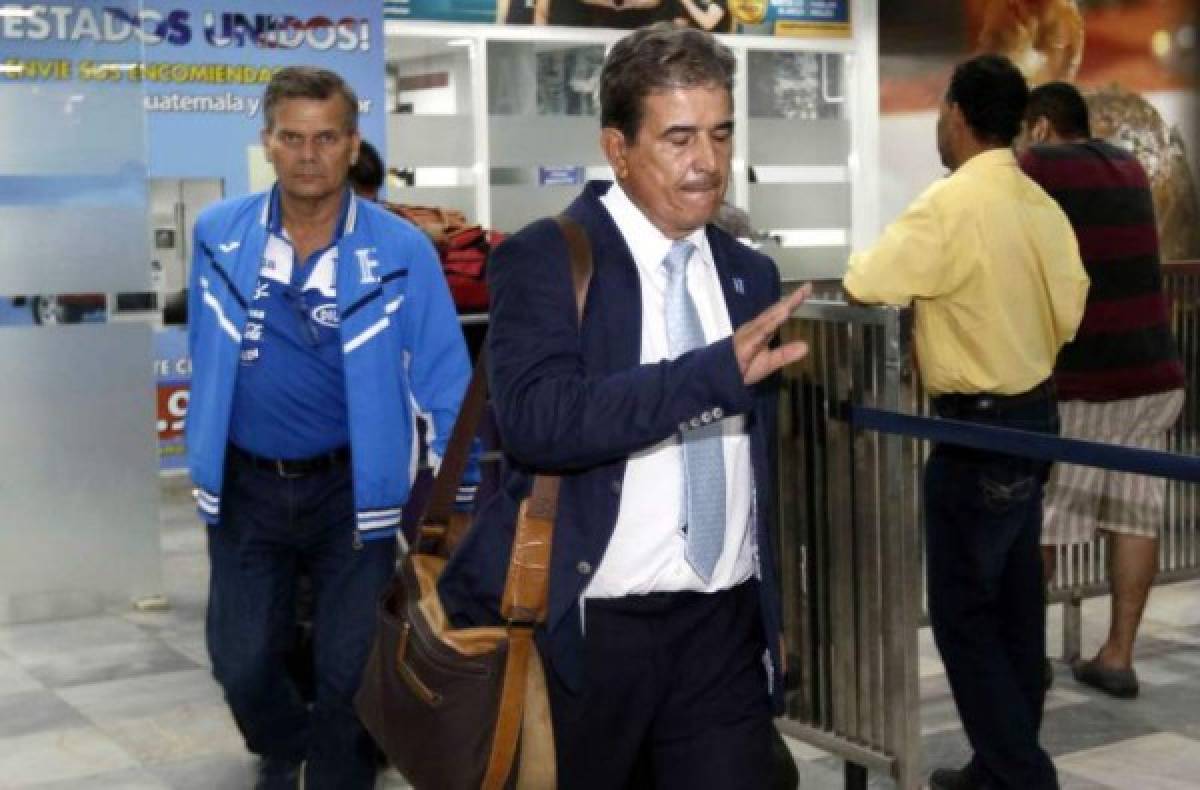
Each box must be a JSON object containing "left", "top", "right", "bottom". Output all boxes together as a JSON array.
[{"left": 440, "top": 24, "right": 810, "bottom": 789}]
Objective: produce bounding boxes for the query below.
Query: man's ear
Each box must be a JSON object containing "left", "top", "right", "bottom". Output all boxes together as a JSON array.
[
  {"left": 949, "top": 102, "right": 969, "bottom": 138},
  {"left": 1031, "top": 116, "right": 1053, "bottom": 144},
  {"left": 601, "top": 126, "right": 630, "bottom": 181},
  {"left": 260, "top": 128, "right": 273, "bottom": 164}
]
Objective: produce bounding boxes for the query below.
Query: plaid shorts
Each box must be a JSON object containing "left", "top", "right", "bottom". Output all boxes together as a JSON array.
[{"left": 1042, "top": 389, "right": 1185, "bottom": 545}]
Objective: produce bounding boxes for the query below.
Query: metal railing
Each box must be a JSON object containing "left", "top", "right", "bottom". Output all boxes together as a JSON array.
[
  {"left": 775, "top": 268, "right": 1200, "bottom": 788},
  {"left": 775, "top": 298, "right": 922, "bottom": 790}
]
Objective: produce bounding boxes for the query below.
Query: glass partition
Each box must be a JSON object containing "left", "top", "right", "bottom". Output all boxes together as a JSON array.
[
  {"left": 0, "top": 325, "right": 160, "bottom": 623},
  {"left": 0, "top": 0, "right": 160, "bottom": 623},
  {"left": 746, "top": 50, "right": 853, "bottom": 281},
  {"left": 0, "top": 49, "right": 150, "bottom": 295},
  {"left": 386, "top": 35, "right": 478, "bottom": 220},
  {"left": 381, "top": 23, "right": 870, "bottom": 272},
  {"left": 488, "top": 40, "right": 610, "bottom": 232}
]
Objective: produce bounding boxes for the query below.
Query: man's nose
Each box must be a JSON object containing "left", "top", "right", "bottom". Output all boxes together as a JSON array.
[{"left": 692, "top": 136, "right": 718, "bottom": 173}]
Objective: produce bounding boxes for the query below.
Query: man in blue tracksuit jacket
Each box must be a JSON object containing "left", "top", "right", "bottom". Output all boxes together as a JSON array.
[{"left": 186, "top": 67, "right": 475, "bottom": 789}]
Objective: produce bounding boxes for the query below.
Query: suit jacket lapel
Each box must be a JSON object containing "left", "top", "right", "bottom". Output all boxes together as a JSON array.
[{"left": 706, "top": 225, "right": 754, "bottom": 330}]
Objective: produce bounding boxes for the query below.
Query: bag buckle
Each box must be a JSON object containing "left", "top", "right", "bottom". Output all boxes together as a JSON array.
[
  {"left": 275, "top": 458, "right": 304, "bottom": 479},
  {"left": 506, "top": 605, "right": 539, "bottom": 629}
]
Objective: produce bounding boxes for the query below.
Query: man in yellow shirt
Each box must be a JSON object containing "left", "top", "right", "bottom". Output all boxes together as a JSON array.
[{"left": 844, "top": 54, "right": 1087, "bottom": 790}]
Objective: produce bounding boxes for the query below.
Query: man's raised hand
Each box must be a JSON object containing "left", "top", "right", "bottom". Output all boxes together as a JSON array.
[{"left": 734, "top": 283, "right": 812, "bottom": 386}]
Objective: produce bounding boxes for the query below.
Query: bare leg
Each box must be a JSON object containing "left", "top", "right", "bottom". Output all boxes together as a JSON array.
[{"left": 1093, "top": 532, "right": 1158, "bottom": 670}]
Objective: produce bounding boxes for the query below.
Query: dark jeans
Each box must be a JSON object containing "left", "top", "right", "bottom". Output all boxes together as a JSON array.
[
  {"left": 547, "top": 581, "right": 774, "bottom": 790},
  {"left": 206, "top": 450, "right": 395, "bottom": 789},
  {"left": 925, "top": 388, "right": 1060, "bottom": 790}
]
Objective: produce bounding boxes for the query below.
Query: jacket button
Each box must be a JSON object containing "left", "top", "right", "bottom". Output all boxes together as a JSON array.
[
  {"left": 712, "top": 407, "right": 724, "bottom": 420},
  {"left": 690, "top": 417, "right": 702, "bottom": 428},
  {"left": 679, "top": 421, "right": 688, "bottom": 432},
  {"left": 610, "top": 479, "right": 622, "bottom": 495},
  {"left": 701, "top": 411, "right": 713, "bottom": 424},
  {"left": 576, "top": 561, "right": 592, "bottom": 575}
]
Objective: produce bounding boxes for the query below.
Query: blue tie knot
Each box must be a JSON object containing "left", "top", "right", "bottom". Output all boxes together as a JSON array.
[{"left": 663, "top": 239, "right": 695, "bottom": 276}]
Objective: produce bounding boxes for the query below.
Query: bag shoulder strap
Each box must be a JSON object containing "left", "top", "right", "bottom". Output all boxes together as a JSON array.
[
  {"left": 498, "top": 214, "right": 590, "bottom": 622},
  {"left": 420, "top": 215, "right": 592, "bottom": 563},
  {"left": 419, "top": 350, "right": 487, "bottom": 553},
  {"left": 482, "top": 214, "right": 589, "bottom": 790}
]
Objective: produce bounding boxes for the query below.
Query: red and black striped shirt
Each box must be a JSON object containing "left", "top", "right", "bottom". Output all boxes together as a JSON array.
[{"left": 1020, "top": 140, "right": 1183, "bottom": 401}]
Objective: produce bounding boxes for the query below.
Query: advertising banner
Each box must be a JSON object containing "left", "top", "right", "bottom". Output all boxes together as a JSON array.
[
  {"left": 1, "top": 1, "right": 387, "bottom": 196},
  {"left": 384, "top": 0, "right": 850, "bottom": 37},
  {"left": 877, "top": 0, "right": 1197, "bottom": 259},
  {"left": 154, "top": 328, "right": 190, "bottom": 474}
]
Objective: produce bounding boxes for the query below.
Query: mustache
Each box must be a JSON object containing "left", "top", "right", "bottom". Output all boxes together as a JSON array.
[{"left": 680, "top": 178, "right": 722, "bottom": 191}]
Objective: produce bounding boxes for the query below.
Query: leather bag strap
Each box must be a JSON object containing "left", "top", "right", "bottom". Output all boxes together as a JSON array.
[
  {"left": 420, "top": 349, "right": 489, "bottom": 554},
  {"left": 481, "top": 214, "right": 592, "bottom": 789},
  {"left": 420, "top": 215, "right": 592, "bottom": 555},
  {"left": 497, "top": 215, "right": 591, "bottom": 621},
  {"left": 481, "top": 627, "right": 534, "bottom": 790}
]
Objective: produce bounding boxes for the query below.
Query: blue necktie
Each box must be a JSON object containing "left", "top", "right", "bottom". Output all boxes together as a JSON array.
[{"left": 663, "top": 239, "right": 726, "bottom": 582}]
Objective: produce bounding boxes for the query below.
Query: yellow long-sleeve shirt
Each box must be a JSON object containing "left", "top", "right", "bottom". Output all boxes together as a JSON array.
[{"left": 843, "top": 149, "right": 1089, "bottom": 396}]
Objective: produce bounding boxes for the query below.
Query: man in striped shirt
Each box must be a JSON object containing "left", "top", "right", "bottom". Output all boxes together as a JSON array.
[{"left": 1018, "top": 81, "right": 1185, "bottom": 700}]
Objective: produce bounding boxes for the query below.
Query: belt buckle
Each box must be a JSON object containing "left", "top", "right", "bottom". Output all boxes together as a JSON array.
[{"left": 275, "top": 459, "right": 303, "bottom": 479}]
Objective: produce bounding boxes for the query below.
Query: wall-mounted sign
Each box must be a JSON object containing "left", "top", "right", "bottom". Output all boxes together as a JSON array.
[{"left": 538, "top": 166, "right": 585, "bottom": 186}]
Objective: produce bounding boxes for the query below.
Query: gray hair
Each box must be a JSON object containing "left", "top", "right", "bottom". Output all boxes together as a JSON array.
[
  {"left": 600, "top": 23, "right": 735, "bottom": 140},
  {"left": 262, "top": 66, "right": 358, "bottom": 132}
]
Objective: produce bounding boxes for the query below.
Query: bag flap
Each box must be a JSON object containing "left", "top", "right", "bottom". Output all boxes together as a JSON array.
[{"left": 410, "top": 554, "right": 506, "bottom": 657}]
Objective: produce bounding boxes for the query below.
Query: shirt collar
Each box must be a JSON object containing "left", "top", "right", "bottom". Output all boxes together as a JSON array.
[
  {"left": 956, "top": 147, "right": 1017, "bottom": 177},
  {"left": 265, "top": 184, "right": 354, "bottom": 242},
  {"left": 600, "top": 180, "right": 712, "bottom": 278}
]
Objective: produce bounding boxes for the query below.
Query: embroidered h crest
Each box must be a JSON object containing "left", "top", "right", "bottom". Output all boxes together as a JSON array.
[{"left": 355, "top": 248, "right": 381, "bottom": 284}]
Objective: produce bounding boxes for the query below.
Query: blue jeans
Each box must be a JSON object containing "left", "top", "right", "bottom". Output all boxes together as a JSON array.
[
  {"left": 206, "top": 450, "right": 395, "bottom": 789},
  {"left": 925, "top": 388, "right": 1060, "bottom": 790}
]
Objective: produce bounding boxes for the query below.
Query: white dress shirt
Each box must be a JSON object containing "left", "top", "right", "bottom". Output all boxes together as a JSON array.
[{"left": 585, "top": 182, "right": 757, "bottom": 599}]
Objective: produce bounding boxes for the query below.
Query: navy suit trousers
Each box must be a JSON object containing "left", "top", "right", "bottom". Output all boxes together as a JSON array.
[{"left": 547, "top": 580, "right": 774, "bottom": 790}]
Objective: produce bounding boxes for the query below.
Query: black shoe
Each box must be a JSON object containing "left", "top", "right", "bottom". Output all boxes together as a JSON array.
[
  {"left": 929, "top": 765, "right": 990, "bottom": 790},
  {"left": 1072, "top": 657, "right": 1139, "bottom": 699},
  {"left": 1043, "top": 657, "right": 1054, "bottom": 692},
  {"left": 255, "top": 757, "right": 301, "bottom": 790}
]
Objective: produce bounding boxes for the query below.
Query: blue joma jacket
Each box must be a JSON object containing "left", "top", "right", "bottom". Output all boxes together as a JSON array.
[{"left": 186, "top": 186, "right": 477, "bottom": 544}]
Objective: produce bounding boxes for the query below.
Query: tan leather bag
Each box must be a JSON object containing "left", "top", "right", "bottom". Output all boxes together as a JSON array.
[{"left": 354, "top": 216, "right": 592, "bottom": 790}]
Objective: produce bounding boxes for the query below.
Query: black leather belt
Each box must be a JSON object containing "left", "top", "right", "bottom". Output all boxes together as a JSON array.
[
  {"left": 932, "top": 378, "right": 1055, "bottom": 418},
  {"left": 229, "top": 444, "right": 350, "bottom": 478}
]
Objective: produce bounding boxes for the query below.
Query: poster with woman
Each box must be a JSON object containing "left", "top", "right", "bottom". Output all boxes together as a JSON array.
[{"left": 391, "top": 0, "right": 849, "bottom": 36}]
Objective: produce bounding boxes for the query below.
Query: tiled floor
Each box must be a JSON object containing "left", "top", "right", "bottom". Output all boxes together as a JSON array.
[{"left": 1, "top": 482, "right": 1198, "bottom": 789}]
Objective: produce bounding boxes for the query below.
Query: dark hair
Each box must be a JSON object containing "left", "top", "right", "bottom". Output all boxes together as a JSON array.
[
  {"left": 263, "top": 66, "right": 358, "bottom": 132},
  {"left": 945, "top": 54, "right": 1028, "bottom": 146},
  {"left": 348, "top": 139, "right": 385, "bottom": 195},
  {"left": 600, "top": 23, "right": 735, "bottom": 140},
  {"left": 1024, "top": 81, "right": 1091, "bottom": 139}
]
